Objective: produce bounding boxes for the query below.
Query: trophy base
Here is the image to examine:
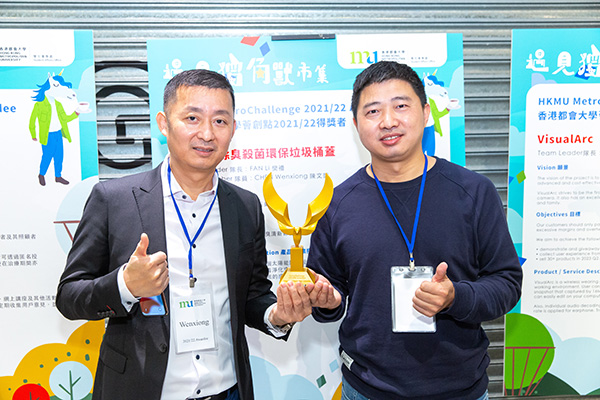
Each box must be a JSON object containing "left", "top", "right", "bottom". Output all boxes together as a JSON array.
[{"left": 279, "top": 268, "right": 315, "bottom": 285}]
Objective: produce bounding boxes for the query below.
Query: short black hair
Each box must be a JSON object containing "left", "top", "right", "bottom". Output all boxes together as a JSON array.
[
  {"left": 163, "top": 69, "right": 235, "bottom": 114},
  {"left": 351, "top": 61, "right": 427, "bottom": 119}
]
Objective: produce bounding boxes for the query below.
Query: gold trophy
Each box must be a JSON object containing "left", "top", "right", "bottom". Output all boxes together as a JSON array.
[{"left": 263, "top": 172, "right": 334, "bottom": 284}]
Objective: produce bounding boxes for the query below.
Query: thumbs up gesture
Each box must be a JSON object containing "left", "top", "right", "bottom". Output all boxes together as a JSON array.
[
  {"left": 413, "top": 262, "right": 455, "bottom": 317},
  {"left": 123, "top": 233, "right": 169, "bottom": 298}
]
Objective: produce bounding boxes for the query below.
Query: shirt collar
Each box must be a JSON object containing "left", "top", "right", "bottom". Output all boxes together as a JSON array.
[{"left": 161, "top": 155, "right": 218, "bottom": 200}]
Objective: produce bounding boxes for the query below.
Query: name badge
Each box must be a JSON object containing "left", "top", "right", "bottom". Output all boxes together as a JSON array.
[
  {"left": 172, "top": 290, "right": 217, "bottom": 353},
  {"left": 391, "top": 266, "right": 436, "bottom": 333}
]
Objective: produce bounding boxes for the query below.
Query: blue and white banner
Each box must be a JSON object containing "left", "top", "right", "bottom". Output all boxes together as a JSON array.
[
  {"left": 506, "top": 28, "right": 600, "bottom": 396},
  {"left": 0, "top": 29, "right": 102, "bottom": 400},
  {"left": 148, "top": 33, "right": 464, "bottom": 400}
]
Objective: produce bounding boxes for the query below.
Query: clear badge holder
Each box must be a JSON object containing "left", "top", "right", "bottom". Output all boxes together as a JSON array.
[
  {"left": 172, "top": 282, "right": 219, "bottom": 353},
  {"left": 391, "top": 266, "right": 436, "bottom": 333}
]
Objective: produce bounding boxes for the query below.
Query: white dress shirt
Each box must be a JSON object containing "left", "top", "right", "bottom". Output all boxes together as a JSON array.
[
  {"left": 159, "top": 159, "right": 236, "bottom": 400},
  {"left": 117, "top": 157, "right": 283, "bottom": 400}
]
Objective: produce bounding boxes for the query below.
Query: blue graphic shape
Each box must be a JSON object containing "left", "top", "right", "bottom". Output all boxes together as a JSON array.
[
  {"left": 74, "top": 66, "right": 97, "bottom": 123},
  {"left": 508, "top": 298, "right": 522, "bottom": 315},
  {"left": 507, "top": 208, "right": 523, "bottom": 244},
  {"left": 532, "top": 72, "right": 556, "bottom": 86},
  {"left": 75, "top": 65, "right": 99, "bottom": 180},
  {"left": 518, "top": 257, "right": 527, "bottom": 266},
  {"left": 250, "top": 355, "right": 324, "bottom": 400},
  {"left": 575, "top": 67, "right": 592, "bottom": 80},
  {"left": 547, "top": 327, "right": 600, "bottom": 395},
  {"left": 329, "top": 359, "right": 339, "bottom": 373},
  {"left": 49, "top": 361, "right": 93, "bottom": 400},
  {"left": 448, "top": 65, "right": 465, "bottom": 118},
  {"left": 260, "top": 42, "right": 271, "bottom": 56},
  {"left": 508, "top": 126, "right": 525, "bottom": 157}
]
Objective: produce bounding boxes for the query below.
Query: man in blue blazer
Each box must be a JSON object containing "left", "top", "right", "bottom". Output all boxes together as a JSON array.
[{"left": 56, "top": 69, "right": 311, "bottom": 400}]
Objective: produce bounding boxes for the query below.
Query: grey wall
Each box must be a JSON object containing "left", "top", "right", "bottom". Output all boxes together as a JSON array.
[{"left": 2, "top": 1, "right": 599, "bottom": 397}]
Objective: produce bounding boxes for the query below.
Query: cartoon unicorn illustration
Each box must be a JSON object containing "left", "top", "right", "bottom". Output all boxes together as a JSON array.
[
  {"left": 422, "top": 71, "right": 460, "bottom": 156},
  {"left": 29, "top": 71, "right": 89, "bottom": 186}
]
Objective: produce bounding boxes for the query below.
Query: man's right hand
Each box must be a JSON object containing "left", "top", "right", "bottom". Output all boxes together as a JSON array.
[{"left": 123, "top": 233, "right": 169, "bottom": 298}]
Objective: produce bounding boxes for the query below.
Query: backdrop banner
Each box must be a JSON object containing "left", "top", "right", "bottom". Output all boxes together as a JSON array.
[
  {"left": 148, "top": 33, "right": 464, "bottom": 400},
  {"left": 506, "top": 28, "right": 600, "bottom": 396},
  {"left": 0, "top": 29, "right": 102, "bottom": 400}
]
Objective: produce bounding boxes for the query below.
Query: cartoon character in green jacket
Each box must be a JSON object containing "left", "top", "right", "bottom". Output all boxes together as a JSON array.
[
  {"left": 29, "top": 73, "right": 88, "bottom": 186},
  {"left": 422, "top": 72, "right": 461, "bottom": 156}
]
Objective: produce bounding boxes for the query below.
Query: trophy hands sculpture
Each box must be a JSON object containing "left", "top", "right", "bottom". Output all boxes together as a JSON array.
[{"left": 263, "top": 172, "right": 334, "bottom": 285}]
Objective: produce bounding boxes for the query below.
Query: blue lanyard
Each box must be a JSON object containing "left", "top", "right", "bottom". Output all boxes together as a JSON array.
[
  {"left": 371, "top": 155, "right": 428, "bottom": 269},
  {"left": 167, "top": 163, "right": 218, "bottom": 288}
]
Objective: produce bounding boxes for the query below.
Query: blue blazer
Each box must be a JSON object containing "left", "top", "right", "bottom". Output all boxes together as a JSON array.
[{"left": 56, "top": 164, "right": 277, "bottom": 400}]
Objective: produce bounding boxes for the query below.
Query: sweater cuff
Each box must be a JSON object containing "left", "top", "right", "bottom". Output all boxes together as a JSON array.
[
  {"left": 312, "top": 302, "right": 345, "bottom": 322},
  {"left": 443, "top": 281, "right": 474, "bottom": 321}
]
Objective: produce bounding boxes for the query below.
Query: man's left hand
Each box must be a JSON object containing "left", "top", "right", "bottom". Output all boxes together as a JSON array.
[
  {"left": 413, "top": 262, "right": 455, "bottom": 317},
  {"left": 269, "top": 281, "right": 312, "bottom": 327}
]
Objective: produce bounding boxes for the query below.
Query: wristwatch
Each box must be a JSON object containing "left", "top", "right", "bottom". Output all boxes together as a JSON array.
[{"left": 275, "top": 322, "right": 295, "bottom": 333}]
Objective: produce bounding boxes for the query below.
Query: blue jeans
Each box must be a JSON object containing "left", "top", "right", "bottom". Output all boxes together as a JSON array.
[
  {"left": 341, "top": 378, "right": 367, "bottom": 400},
  {"left": 341, "top": 377, "right": 489, "bottom": 400},
  {"left": 39, "top": 130, "right": 64, "bottom": 177},
  {"left": 225, "top": 388, "right": 239, "bottom": 400}
]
